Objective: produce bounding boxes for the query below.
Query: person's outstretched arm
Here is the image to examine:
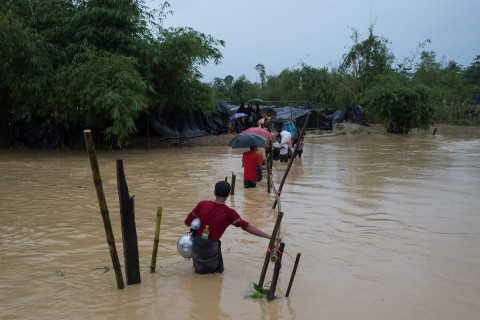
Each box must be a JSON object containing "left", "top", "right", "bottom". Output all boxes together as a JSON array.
[{"left": 246, "top": 225, "right": 281, "bottom": 241}]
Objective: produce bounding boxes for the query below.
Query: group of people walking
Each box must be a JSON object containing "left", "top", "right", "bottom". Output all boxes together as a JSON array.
[
  {"left": 183, "top": 101, "right": 307, "bottom": 275},
  {"left": 237, "top": 102, "right": 261, "bottom": 130}
]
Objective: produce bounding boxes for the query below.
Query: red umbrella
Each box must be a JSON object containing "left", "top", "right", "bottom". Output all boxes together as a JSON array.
[{"left": 240, "top": 127, "right": 273, "bottom": 139}]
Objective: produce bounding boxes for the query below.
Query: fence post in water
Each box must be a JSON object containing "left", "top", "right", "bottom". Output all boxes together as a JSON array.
[
  {"left": 269, "top": 139, "right": 273, "bottom": 171},
  {"left": 285, "top": 252, "right": 302, "bottom": 297},
  {"left": 267, "top": 166, "right": 271, "bottom": 194},
  {"left": 272, "top": 111, "right": 311, "bottom": 209},
  {"left": 433, "top": 127, "right": 437, "bottom": 135},
  {"left": 150, "top": 207, "right": 163, "bottom": 273},
  {"left": 230, "top": 172, "right": 236, "bottom": 195},
  {"left": 267, "top": 242, "right": 285, "bottom": 301},
  {"left": 117, "top": 159, "right": 141, "bottom": 285},
  {"left": 267, "top": 139, "right": 273, "bottom": 194},
  {"left": 270, "top": 237, "right": 281, "bottom": 262},
  {"left": 83, "top": 129, "right": 125, "bottom": 290},
  {"left": 258, "top": 211, "right": 284, "bottom": 288}
]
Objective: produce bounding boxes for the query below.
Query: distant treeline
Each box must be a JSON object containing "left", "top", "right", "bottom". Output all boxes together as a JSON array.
[{"left": 1, "top": 1, "right": 479, "bottom": 148}]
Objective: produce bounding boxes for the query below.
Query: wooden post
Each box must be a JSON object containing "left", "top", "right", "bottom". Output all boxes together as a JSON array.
[
  {"left": 433, "top": 127, "right": 437, "bottom": 135},
  {"left": 270, "top": 238, "right": 280, "bottom": 262},
  {"left": 258, "top": 211, "right": 284, "bottom": 288},
  {"left": 272, "top": 111, "right": 311, "bottom": 209},
  {"left": 117, "top": 160, "right": 141, "bottom": 285},
  {"left": 230, "top": 172, "right": 236, "bottom": 195},
  {"left": 83, "top": 129, "right": 124, "bottom": 290},
  {"left": 267, "top": 166, "right": 271, "bottom": 194},
  {"left": 267, "top": 242, "right": 285, "bottom": 300},
  {"left": 150, "top": 207, "right": 163, "bottom": 273},
  {"left": 269, "top": 138, "right": 273, "bottom": 170},
  {"left": 267, "top": 139, "right": 273, "bottom": 194},
  {"left": 285, "top": 253, "right": 302, "bottom": 297}
]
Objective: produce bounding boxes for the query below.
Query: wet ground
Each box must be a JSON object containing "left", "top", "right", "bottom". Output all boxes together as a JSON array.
[{"left": 1, "top": 124, "right": 479, "bottom": 319}]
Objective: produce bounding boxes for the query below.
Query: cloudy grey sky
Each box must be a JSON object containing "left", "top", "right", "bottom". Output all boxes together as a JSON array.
[{"left": 146, "top": 0, "right": 479, "bottom": 82}]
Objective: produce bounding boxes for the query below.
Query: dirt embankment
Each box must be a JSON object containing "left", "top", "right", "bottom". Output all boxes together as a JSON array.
[
  {"left": 126, "top": 133, "right": 239, "bottom": 149},
  {"left": 125, "top": 123, "right": 377, "bottom": 149}
]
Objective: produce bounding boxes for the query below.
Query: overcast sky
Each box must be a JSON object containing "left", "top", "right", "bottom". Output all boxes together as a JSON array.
[{"left": 145, "top": 0, "right": 479, "bottom": 83}]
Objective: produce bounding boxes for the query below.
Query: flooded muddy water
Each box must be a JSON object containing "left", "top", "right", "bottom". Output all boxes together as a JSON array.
[{"left": 1, "top": 124, "right": 479, "bottom": 319}]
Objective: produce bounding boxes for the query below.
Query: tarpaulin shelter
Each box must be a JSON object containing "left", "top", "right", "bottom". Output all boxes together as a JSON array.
[
  {"left": 137, "top": 101, "right": 230, "bottom": 138},
  {"left": 271, "top": 106, "right": 333, "bottom": 131}
]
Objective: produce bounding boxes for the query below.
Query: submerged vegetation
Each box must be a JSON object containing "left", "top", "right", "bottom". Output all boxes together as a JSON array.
[{"left": 1, "top": 1, "right": 479, "bottom": 148}]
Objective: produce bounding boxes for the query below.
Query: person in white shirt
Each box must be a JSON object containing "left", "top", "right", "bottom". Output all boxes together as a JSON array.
[{"left": 280, "top": 129, "right": 292, "bottom": 159}]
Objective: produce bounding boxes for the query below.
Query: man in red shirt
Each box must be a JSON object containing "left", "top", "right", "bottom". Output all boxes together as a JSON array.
[
  {"left": 184, "top": 181, "right": 279, "bottom": 274},
  {"left": 242, "top": 146, "right": 263, "bottom": 188}
]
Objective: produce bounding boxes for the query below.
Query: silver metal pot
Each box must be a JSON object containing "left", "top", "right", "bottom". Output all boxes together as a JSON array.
[{"left": 177, "top": 232, "right": 193, "bottom": 259}]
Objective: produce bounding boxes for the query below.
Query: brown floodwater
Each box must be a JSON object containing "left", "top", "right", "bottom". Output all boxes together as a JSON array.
[{"left": 1, "top": 124, "right": 479, "bottom": 320}]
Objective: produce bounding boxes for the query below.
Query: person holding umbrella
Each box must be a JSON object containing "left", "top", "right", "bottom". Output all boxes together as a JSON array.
[
  {"left": 242, "top": 145, "right": 263, "bottom": 188},
  {"left": 228, "top": 133, "right": 266, "bottom": 188},
  {"left": 245, "top": 103, "right": 254, "bottom": 128}
]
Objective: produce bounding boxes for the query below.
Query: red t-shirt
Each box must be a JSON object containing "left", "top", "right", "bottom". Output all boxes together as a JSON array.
[
  {"left": 242, "top": 150, "right": 262, "bottom": 181},
  {"left": 184, "top": 200, "right": 249, "bottom": 241}
]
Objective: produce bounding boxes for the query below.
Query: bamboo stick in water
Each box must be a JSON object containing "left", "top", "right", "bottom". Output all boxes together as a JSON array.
[
  {"left": 83, "top": 129, "right": 125, "bottom": 289},
  {"left": 257, "top": 211, "right": 284, "bottom": 288},
  {"left": 150, "top": 207, "right": 163, "bottom": 273},
  {"left": 272, "top": 111, "right": 311, "bottom": 209},
  {"left": 285, "top": 252, "right": 302, "bottom": 297}
]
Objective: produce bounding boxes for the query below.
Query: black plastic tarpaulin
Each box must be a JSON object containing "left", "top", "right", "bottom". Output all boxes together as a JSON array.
[
  {"left": 272, "top": 107, "right": 333, "bottom": 131},
  {"left": 139, "top": 101, "right": 230, "bottom": 137}
]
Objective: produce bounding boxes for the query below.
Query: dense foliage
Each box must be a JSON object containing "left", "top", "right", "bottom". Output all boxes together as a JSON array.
[
  {"left": 2, "top": 2, "right": 479, "bottom": 147},
  {"left": 363, "top": 72, "right": 433, "bottom": 133},
  {"left": 0, "top": 0, "right": 224, "bottom": 146},
  {"left": 211, "top": 28, "right": 479, "bottom": 134}
]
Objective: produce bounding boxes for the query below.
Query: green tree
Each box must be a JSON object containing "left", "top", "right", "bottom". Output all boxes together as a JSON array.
[
  {"left": 0, "top": 10, "right": 53, "bottom": 116},
  {"left": 363, "top": 72, "right": 434, "bottom": 133},
  {"left": 232, "top": 75, "right": 259, "bottom": 103},
  {"left": 210, "top": 74, "right": 259, "bottom": 104},
  {"left": 1, "top": 0, "right": 225, "bottom": 147},
  {"left": 255, "top": 63, "right": 266, "bottom": 88},
  {"left": 464, "top": 55, "right": 480, "bottom": 85},
  {"left": 341, "top": 26, "right": 394, "bottom": 103},
  {"left": 211, "top": 75, "right": 235, "bottom": 102},
  {"left": 412, "top": 50, "right": 472, "bottom": 123},
  {"left": 151, "top": 26, "right": 223, "bottom": 114}
]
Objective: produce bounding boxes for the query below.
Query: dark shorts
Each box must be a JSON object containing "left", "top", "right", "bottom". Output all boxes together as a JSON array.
[
  {"left": 244, "top": 180, "right": 257, "bottom": 188},
  {"left": 192, "top": 236, "right": 224, "bottom": 274}
]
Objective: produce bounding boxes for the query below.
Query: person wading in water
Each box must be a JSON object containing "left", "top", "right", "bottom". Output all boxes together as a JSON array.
[{"left": 184, "top": 181, "right": 280, "bottom": 274}]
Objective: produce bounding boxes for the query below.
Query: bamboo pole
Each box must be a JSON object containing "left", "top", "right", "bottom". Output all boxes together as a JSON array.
[
  {"left": 285, "top": 252, "right": 302, "bottom": 297},
  {"left": 267, "top": 140, "right": 272, "bottom": 194},
  {"left": 271, "top": 180, "right": 281, "bottom": 213},
  {"left": 257, "top": 211, "right": 284, "bottom": 288},
  {"left": 267, "top": 164, "right": 271, "bottom": 194},
  {"left": 267, "top": 242, "right": 285, "bottom": 300},
  {"left": 83, "top": 129, "right": 124, "bottom": 289},
  {"left": 269, "top": 139, "right": 273, "bottom": 171},
  {"left": 150, "top": 207, "right": 163, "bottom": 273},
  {"left": 270, "top": 238, "right": 280, "bottom": 262},
  {"left": 230, "top": 172, "right": 236, "bottom": 195},
  {"left": 272, "top": 111, "right": 311, "bottom": 209}
]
